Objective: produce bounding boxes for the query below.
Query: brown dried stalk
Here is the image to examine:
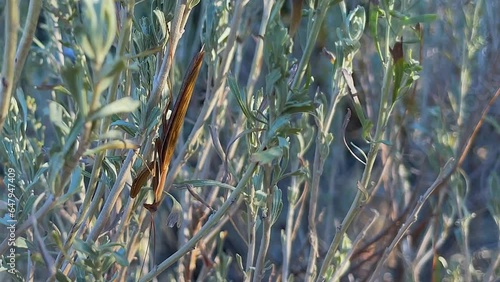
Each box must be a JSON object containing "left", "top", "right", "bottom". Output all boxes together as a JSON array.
[{"left": 131, "top": 46, "right": 205, "bottom": 213}]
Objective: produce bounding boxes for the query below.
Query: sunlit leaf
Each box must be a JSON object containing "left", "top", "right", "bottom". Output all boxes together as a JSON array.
[
  {"left": 88, "top": 97, "right": 140, "bottom": 121},
  {"left": 84, "top": 139, "right": 140, "bottom": 155}
]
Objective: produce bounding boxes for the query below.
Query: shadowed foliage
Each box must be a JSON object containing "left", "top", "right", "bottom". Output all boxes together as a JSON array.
[{"left": 0, "top": 0, "right": 499, "bottom": 281}]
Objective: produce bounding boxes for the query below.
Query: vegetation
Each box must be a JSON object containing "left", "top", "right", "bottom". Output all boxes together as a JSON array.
[{"left": 0, "top": 0, "right": 499, "bottom": 281}]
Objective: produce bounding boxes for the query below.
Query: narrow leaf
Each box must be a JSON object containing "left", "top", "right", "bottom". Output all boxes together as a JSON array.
[
  {"left": 88, "top": 97, "right": 140, "bottom": 121},
  {"left": 228, "top": 75, "right": 255, "bottom": 122}
]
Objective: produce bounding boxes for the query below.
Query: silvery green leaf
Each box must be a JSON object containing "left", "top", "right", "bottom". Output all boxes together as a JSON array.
[
  {"left": 99, "top": 0, "right": 117, "bottom": 59},
  {"left": 266, "top": 69, "right": 282, "bottom": 96},
  {"left": 251, "top": 147, "right": 283, "bottom": 165},
  {"left": 345, "top": 6, "right": 365, "bottom": 42},
  {"left": 84, "top": 139, "right": 139, "bottom": 155},
  {"left": 98, "top": 58, "right": 127, "bottom": 95},
  {"left": 268, "top": 115, "right": 291, "bottom": 138},
  {"left": 153, "top": 9, "right": 167, "bottom": 43},
  {"left": 236, "top": 253, "right": 244, "bottom": 273},
  {"left": 270, "top": 186, "right": 283, "bottom": 225},
  {"left": 49, "top": 101, "right": 71, "bottom": 135},
  {"left": 278, "top": 136, "right": 289, "bottom": 149},
  {"left": 188, "top": 0, "right": 201, "bottom": 9},
  {"left": 88, "top": 97, "right": 140, "bottom": 121},
  {"left": 114, "top": 116, "right": 136, "bottom": 137},
  {"left": 166, "top": 193, "right": 183, "bottom": 228}
]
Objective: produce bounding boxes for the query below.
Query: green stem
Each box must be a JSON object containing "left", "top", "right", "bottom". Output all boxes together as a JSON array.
[
  {"left": 245, "top": 180, "right": 257, "bottom": 281},
  {"left": 14, "top": 0, "right": 43, "bottom": 86},
  {"left": 291, "top": 0, "right": 333, "bottom": 90},
  {"left": 253, "top": 165, "right": 273, "bottom": 282},
  {"left": 317, "top": 4, "right": 395, "bottom": 279},
  {"left": 307, "top": 69, "right": 344, "bottom": 281},
  {"left": 146, "top": 0, "right": 188, "bottom": 115},
  {"left": 0, "top": 0, "right": 19, "bottom": 131}
]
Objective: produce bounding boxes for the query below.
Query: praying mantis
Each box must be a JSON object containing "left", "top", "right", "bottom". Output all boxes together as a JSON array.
[{"left": 130, "top": 46, "right": 205, "bottom": 213}]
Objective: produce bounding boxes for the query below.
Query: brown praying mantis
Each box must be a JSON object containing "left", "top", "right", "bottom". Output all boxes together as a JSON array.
[{"left": 130, "top": 46, "right": 205, "bottom": 213}]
